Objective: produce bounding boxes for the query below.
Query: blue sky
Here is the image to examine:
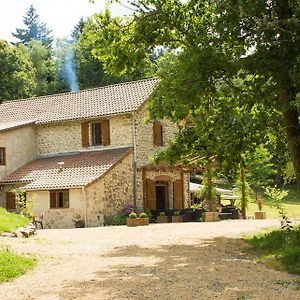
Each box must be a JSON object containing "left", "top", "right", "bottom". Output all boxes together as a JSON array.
[{"left": 0, "top": 0, "right": 129, "bottom": 42}]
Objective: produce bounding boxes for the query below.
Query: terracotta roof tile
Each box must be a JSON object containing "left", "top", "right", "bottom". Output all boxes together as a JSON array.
[
  {"left": 0, "top": 147, "right": 132, "bottom": 190},
  {"left": 0, "top": 78, "right": 158, "bottom": 125}
]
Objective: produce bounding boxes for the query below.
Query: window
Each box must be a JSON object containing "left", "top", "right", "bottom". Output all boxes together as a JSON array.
[
  {"left": 153, "top": 122, "right": 163, "bottom": 146},
  {"left": 81, "top": 120, "right": 110, "bottom": 148},
  {"left": 0, "top": 147, "right": 6, "bottom": 165},
  {"left": 50, "top": 190, "right": 69, "bottom": 209},
  {"left": 92, "top": 122, "right": 102, "bottom": 146}
]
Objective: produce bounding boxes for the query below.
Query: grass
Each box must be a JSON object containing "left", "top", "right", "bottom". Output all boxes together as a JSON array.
[
  {"left": 0, "top": 208, "right": 30, "bottom": 233},
  {"left": 237, "top": 184, "right": 300, "bottom": 219},
  {"left": 0, "top": 249, "right": 37, "bottom": 282},
  {"left": 245, "top": 226, "right": 300, "bottom": 275}
]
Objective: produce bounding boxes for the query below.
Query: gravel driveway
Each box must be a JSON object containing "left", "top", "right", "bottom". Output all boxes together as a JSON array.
[{"left": 0, "top": 219, "right": 299, "bottom": 299}]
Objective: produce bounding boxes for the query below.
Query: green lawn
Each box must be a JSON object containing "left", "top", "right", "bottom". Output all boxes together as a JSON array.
[
  {"left": 245, "top": 226, "right": 300, "bottom": 275},
  {"left": 0, "top": 208, "right": 30, "bottom": 233},
  {"left": 0, "top": 250, "right": 37, "bottom": 282}
]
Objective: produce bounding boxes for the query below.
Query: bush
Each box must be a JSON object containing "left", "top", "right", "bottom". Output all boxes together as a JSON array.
[
  {"left": 107, "top": 215, "right": 126, "bottom": 226},
  {"left": 121, "top": 203, "right": 134, "bottom": 217},
  {"left": 139, "top": 212, "right": 148, "bottom": 218},
  {"left": 128, "top": 212, "right": 137, "bottom": 219},
  {"left": 159, "top": 211, "right": 166, "bottom": 216},
  {"left": 174, "top": 211, "right": 181, "bottom": 216}
]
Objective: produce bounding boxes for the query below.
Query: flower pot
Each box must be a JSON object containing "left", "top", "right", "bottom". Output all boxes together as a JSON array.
[
  {"left": 74, "top": 220, "right": 85, "bottom": 228},
  {"left": 139, "top": 217, "right": 149, "bottom": 226},
  {"left": 204, "top": 212, "right": 219, "bottom": 222},
  {"left": 255, "top": 211, "right": 266, "bottom": 219},
  {"left": 157, "top": 215, "right": 168, "bottom": 223},
  {"left": 172, "top": 215, "right": 183, "bottom": 223},
  {"left": 126, "top": 218, "right": 149, "bottom": 226}
]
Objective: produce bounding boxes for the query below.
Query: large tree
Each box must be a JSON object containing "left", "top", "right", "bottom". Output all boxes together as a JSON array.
[
  {"left": 12, "top": 5, "right": 53, "bottom": 47},
  {"left": 0, "top": 40, "right": 36, "bottom": 101},
  {"left": 83, "top": 1, "right": 300, "bottom": 194}
]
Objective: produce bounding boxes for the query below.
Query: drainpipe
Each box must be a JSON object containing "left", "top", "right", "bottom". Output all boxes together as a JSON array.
[
  {"left": 132, "top": 113, "right": 138, "bottom": 211},
  {"left": 82, "top": 187, "right": 88, "bottom": 228}
]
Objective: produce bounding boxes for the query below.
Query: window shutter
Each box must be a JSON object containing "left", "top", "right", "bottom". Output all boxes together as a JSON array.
[
  {"left": 146, "top": 179, "right": 156, "bottom": 210},
  {"left": 173, "top": 180, "right": 184, "bottom": 210},
  {"left": 153, "top": 121, "right": 163, "bottom": 146},
  {"left": 81, "top": 122, "right": 90, "bottom": 148},
  {"left": 6, "top": 192, "right": 16, "bottom": 210},
  {"left": 102, "top": 120, "right": 110, "bottom": 146}
]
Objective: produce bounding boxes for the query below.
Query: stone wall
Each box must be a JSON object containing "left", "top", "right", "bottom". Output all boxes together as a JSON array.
[
  {"left": 133, "top": 104, "right": 178, "bottom": 168},
  {"left": 36, "top": 114, "right": 133, "bottom": 156},
  {"left": 85, "top": 152, "right": 134, "bottom": 226},
  {"left": 0, "top": 125, "right": 36, "bottom": 181}
]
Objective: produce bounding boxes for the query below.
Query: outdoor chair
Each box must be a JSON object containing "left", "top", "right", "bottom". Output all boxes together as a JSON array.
[{"left": 32, "top": 214, "right": 44, "bottom": 229}]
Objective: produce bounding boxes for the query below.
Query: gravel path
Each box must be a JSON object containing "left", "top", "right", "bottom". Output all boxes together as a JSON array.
[{"left": 0, "top": 219, "right": 299, "bottom": 299}]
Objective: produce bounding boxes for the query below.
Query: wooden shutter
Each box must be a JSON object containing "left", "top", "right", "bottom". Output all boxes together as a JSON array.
[
  {"left": 173, "top": 180, "right": 184, "bottom": 210},
  {"left": 153, "top": 121, "right": 163, "bottom": 146},
  {"left": 102, "top": 119, "right": 110, "bottom": 146},
  {"left": 81, "top": 122, "right": 90, "bottom": 148},
  {"left": 6, "top": 192, "right": 16, "bottom": 210},
  {"left": 146, "top": 179, "right": 156, "bottom": 210}
]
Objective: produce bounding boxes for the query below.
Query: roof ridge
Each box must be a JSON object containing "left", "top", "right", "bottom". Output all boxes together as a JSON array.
[{"left": 1, "top": 77, "right": 158, "bottom": 105}]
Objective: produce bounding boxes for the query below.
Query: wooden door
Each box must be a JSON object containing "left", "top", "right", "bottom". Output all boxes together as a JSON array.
[
  {"left": 173, "top": 180, "right": 184, "bottom": 210},
  {"left": 146, "top": 179, "right": 156, "bottom": 210},
  {"left": 6, "top": 192, "right": 16, "bottom": 210}
]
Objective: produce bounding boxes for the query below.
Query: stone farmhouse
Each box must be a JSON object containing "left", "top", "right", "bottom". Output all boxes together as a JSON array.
[{"left": 0, "top": 78, "right": 190, "bottom": 228}]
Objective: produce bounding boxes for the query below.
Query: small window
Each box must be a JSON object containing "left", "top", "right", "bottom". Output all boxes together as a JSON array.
[
  {"left": 92, "top": 122, "right": 102, "bottom": 146},
  {"left": 153, "top": 122, "right": 163, "bottom": 146},
  {"left": 0, "top": 148, "right": 6, "bottom": 165},
  {"left": 50, "top": 190, "right": 69, "bottom": 209}
]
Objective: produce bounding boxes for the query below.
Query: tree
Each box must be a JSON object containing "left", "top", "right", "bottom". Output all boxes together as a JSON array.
[
  {"left": 83, "top": 1, "right": 300, "bottom": 196},
  {"left": 0, "top": 40, "right": 36, "bottom": 101},
  {"left": 27, "top": 40, "right": 68, "bottom": 96},
  {"left": 12, "top": 5, "right": 53, "bottom": 47}
]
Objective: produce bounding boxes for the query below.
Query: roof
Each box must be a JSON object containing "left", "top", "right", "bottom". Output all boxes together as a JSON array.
[
  {"left": 0, "top": 78, "right": 158, "bottom": 126},
  {"left": 0, "top": 120, "right": 35, "bottom": 133},
  {"left": 0, "top": 147, "right": 132, "bottom": 190},
  {"left": 189, "top": 182, "right": 234, "bottom": 195}
]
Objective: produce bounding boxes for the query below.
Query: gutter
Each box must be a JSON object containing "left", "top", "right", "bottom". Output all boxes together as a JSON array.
[
  {"left": 132, "top": 113, "right": 138, "bottom": 211},
  {"left": 82, "top": 187, "right": 88, "bottom": 228}
]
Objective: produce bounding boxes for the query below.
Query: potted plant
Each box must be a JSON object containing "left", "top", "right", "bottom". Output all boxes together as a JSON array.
[
  {"left": 157, "top": 211, "right": 168, "bottom": 223},
  {"left": 126, "top": 212, "right": 139, "bottom": 226},
  {"left": 254, "top": 194, "right": 266, "bottom": 219},
  {"left": 202, "top": 199, "right": 220, "bottom": 222},
  {"left": 139, "top": 212, "right": 149, "bottom": 226},
  {"left": 172, "top": 211, "right": 183, "bottom": 222},
  {"left": 73, "top": 215, "right": 85, "bottom": 228}
]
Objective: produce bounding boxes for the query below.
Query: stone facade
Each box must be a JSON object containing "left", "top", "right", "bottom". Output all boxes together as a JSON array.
[
  {"left": 85, "top": 152, "right": 134, "bottom": 227},
  {"left": 36, "top": 114, "right": 133, "bottom": 156},
  {"left": 0, "top": 125, "right": 36, "bottom": 180}
]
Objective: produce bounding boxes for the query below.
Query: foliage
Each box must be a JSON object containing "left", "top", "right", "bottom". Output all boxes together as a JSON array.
[
  {"left": 13, "top": 189, "right": 34, "bottom": 219},
  {"left": 128, "top": 212, "right": 137, "bottom": 219},
  {"left": 283, "top": 160, "right": 296, "bottom": 185},
  {"left": 264, "top": 186, "right": 292, "bottom": 231},
  {"left": 139, "top": 212, "right": 148, "bottom": 218},
  {"left": 246, "top": 227, "right": 300, "bottom": 275},
  {"left": 0, "top": 40, "right": 36, "bottom": 101},
  {"left": 106, "top": 215, "right": 126, "bottom": 226},
  {"left": 121, "top": 203, "right": 135, "bottom": 217},
  {"left": 0, "top": 208, "right": 30, "bottom": 233},
  {"left": 12, "top": 5, "right": 53, "bottom": 47},
  {"left": 159, "top": 211, "right": 166, "bottom": 216},
  {"left": 84, "top": 0, "right": 300, "bottom": 193},
  {"left": 190, "top": 203, "right": 201, "bottom": 211},
  {"left": 174, "top": 211, "right": 181, "bottom": 216}
]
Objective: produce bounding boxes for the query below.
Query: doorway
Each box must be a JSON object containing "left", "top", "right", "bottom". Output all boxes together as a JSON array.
[{"left": 156, "top": 181, "right": 168, "bottom": 210}]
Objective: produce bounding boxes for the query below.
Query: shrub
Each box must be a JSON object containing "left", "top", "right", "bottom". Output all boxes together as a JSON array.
[
  {"left": 139, "top": 212, "right": 148, "bottom": 218},
  {"left": 128, "top": 212, "right": 137, "bottom": 219},
  {"left": 174, "top": 211, "right": 181, "bottom": 216},
  {"left": 121, "top": 203, "right": 134, "bottom": 217},
  {"left": 159, "top": 211, "right": 166, "bottom": 216},
  {"left": 107, "top": 215, "right": 126, "bottom": 226}
]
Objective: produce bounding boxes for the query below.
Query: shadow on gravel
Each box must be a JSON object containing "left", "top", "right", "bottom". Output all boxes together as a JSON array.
[{"left": 61, "top": 237, "right": 300, "bottom": 300}]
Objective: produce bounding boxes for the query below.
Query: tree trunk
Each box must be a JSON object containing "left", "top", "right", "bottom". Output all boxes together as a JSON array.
[
  {"left": 281, "top": 87, "right": 300, "bottom": 196},
  {"left": 207, "top": 165, "right": 212, "bottom": 201},
  {"left": 240, "top": 167, "right": 247, "bottom": 219}
]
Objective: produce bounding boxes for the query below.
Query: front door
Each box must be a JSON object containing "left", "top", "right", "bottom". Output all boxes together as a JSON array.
[{"left": 156, "top": 181, "right": 168, "bottom": 210}]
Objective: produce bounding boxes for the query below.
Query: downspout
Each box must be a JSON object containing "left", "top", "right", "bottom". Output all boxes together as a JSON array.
[
  {"left": 132, "top": 113, "right": 138, "bottom": 211},
  {"left": 82, "top": 186, "right": 88, "bottom": 228}
]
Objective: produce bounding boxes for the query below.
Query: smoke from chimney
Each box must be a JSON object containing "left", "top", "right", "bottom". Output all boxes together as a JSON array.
[{"left": 62, "top": 47, "right": 79, "bottom": 92}]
